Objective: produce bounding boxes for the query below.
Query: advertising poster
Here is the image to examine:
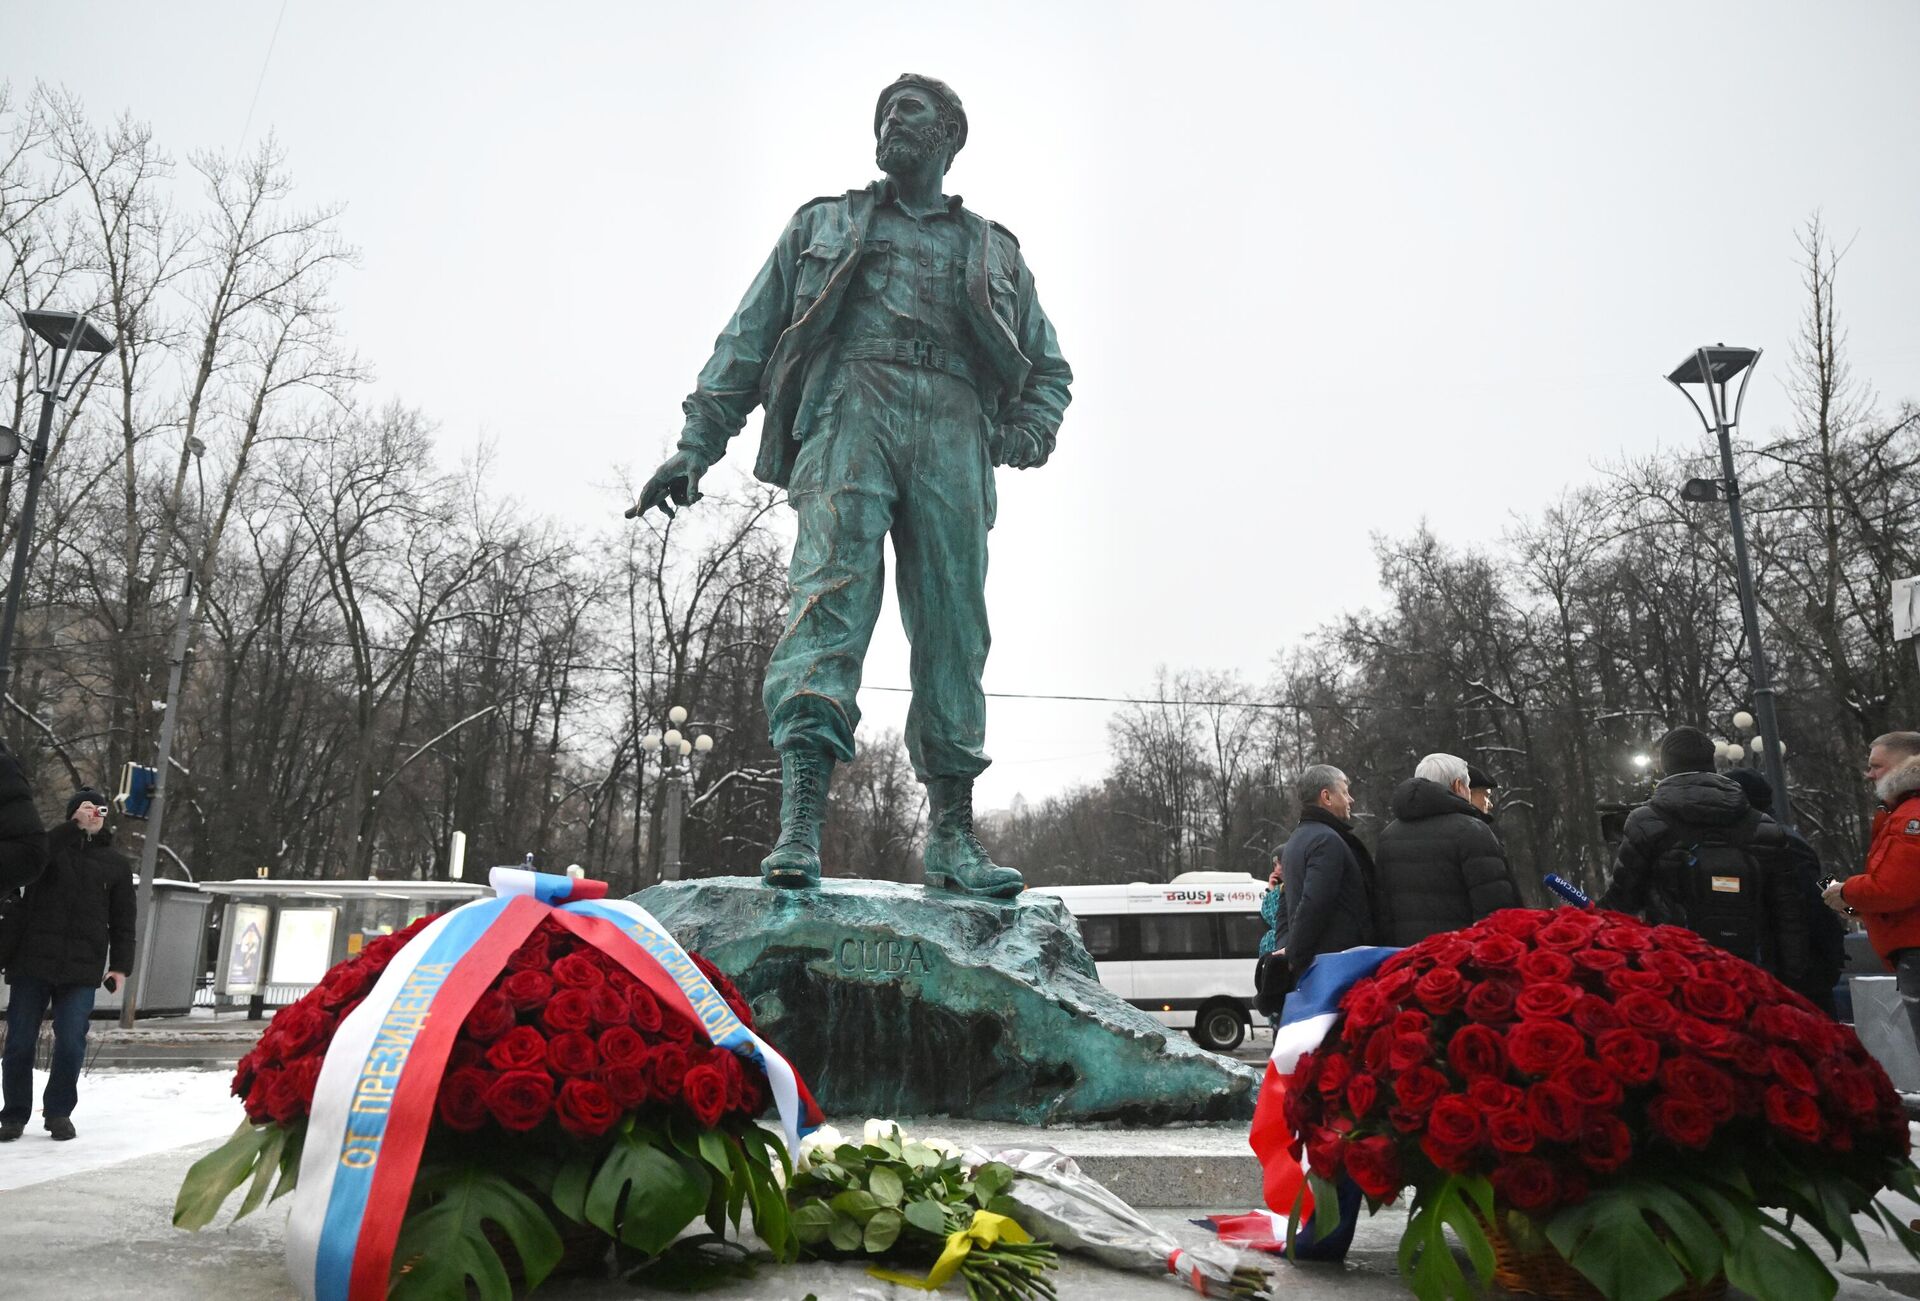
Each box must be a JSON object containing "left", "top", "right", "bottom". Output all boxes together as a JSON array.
[
  {"left": 222, "top": 903, "right": 271, "bottom": 995},
  {"left": 268, "top": 907, "right": 338, "bottom": 987}
]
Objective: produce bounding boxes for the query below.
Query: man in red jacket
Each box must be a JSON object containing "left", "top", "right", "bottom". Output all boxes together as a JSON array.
[{"left": 1825, "top": 731, "right": 1920, "bottom": 1048}]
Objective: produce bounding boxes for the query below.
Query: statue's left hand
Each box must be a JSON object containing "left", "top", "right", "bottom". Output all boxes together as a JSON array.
[{"left": 991, "top": 427, "right": 1048, "bottom": 469}]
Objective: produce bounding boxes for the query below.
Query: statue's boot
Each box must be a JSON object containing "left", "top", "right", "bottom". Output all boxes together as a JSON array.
[
  {"left": 760, "top": 746, "right": 832, "bottom": 888},
  {"left": 923, "top": 776, "right": 1023, "bottom": 900}
]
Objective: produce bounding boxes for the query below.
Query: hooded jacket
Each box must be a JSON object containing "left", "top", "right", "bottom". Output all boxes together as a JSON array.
[
  {"left": 1599, "top": 771, "right": 1807, "bottom": 981},
  {"left": 1839, "top": 754, "right": 1920, "bottom": 965},
  {"left": 1282, "top": 807, "right": 1378, "bottom": 974},
  {"left": 7, "top": 820, "right": 134, "bottom": 986},
  {"left": 1374, "top": 778, "right": 1523, "bottom": 945}
]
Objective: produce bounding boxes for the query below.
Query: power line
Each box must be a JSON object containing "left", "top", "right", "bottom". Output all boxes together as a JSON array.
[
  {"left": 234, "top": 0, "right": 290, "bottom": 155},
  {"left": 24, "top": 627, "right": 1679, "bottom": 718}
]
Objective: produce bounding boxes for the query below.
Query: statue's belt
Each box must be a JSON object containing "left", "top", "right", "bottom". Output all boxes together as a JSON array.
[{"left": 838, "top": 337, "right": 979, "bottom": 387}]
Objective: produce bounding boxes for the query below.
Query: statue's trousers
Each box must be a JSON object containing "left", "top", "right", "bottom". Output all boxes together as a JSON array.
[{"left": 763, "top": 359, "right": 993, "bottom": 781}]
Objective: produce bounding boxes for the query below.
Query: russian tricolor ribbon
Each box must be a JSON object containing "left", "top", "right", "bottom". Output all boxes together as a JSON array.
[
  {"left": 1246, "top": 946, "right": 1399, "bottom": 1228},
  {"left": 284, "top": 868, "right": 822, "bottom": 1301}
]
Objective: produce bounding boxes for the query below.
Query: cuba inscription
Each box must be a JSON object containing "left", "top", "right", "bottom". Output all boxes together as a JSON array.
[{"left": 836, "top": 936, "right": 932, "bottom": 976}]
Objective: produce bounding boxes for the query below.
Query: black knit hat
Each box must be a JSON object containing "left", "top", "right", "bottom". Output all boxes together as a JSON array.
[
  {"left": 1657, "top": 726, "right": 1719, "bottom": 776},
  {"left": 66, "top": 787, "right": 107, "bottom": 819}
]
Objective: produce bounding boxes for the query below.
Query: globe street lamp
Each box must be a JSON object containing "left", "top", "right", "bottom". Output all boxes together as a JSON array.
[
  {"left": 640, "top": 705, "right": 712, "bottom": 881},
  {"left": 1668, "top": 344, "right": 1794, "bottom": 827},
  {"left": 0, "top": 309, "right": 116, "bottom": 699}
]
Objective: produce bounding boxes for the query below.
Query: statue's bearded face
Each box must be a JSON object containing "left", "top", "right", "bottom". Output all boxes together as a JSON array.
[{"left": 876, "top": 91, "right": 952, "bottom": 174}]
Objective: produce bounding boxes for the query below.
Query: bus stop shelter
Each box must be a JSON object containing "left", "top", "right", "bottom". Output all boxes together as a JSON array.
[{"left": 195, "top": 879, "right": 492, "bottom": 1016}]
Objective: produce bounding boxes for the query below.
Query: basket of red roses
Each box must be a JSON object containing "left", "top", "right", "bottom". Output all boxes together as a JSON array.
[
  {"left": 1282, "top": 906, "right": 1920, "bottom": 1301},
  {"left": 175, "top": 872, "right": 814, "bottom": 1301}
]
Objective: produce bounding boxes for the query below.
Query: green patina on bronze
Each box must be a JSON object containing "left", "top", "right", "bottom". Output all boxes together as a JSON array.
[
  {"left": 635, "top": 878, "right": 1258, "bottom": 1124},
  {"left": 634, "top": 74, "right": 1072, "bottom": 900}
]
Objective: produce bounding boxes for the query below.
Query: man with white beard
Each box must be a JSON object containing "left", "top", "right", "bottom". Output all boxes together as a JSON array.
[{"left": 634, "top": 75, "right": 1073, "bottom": 899}]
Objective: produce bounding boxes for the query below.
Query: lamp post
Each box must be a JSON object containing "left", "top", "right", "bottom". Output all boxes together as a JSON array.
[
  {"left": 1668, "top": 344, "right": 1794, "bottom": 827},
  {"left": 0, "top": 309, "right": 116, "bottom": 700},
  {"left": 639, "top": 703, "right": 712, "bottom": 881},
  {"left": 120, "top": 437, "right": 207, "bottom": 1028}
]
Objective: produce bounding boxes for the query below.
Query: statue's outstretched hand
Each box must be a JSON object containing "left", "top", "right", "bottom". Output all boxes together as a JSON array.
[{"left": 628, "top": 450, "right": 712, "bottom": 519}]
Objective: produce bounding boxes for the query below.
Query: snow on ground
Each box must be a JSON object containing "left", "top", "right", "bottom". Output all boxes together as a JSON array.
[{"left": 0, "top": 1068, "right": 239, "bottom": 1192}]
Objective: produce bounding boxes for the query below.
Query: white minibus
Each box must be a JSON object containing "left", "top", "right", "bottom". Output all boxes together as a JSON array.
[{"left": 1030, "top": 872, "right": 1269, "bottom": 1052}]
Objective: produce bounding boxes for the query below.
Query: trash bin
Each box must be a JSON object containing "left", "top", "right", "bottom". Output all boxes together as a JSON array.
[{"left": 93, "top": 879, "right": 213, "bottom": 1018}]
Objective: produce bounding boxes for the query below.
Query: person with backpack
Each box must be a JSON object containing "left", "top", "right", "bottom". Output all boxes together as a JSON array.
[{"left": 1599, "top": 726, "right": 1807, "bottom": 985}]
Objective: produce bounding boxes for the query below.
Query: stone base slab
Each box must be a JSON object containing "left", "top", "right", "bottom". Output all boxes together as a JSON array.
[{"left": 633, "top": 877, "right": 1259, "bottom": 1124}]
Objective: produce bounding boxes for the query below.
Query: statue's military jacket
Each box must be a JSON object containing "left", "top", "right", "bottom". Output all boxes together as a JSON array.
[{"left": 676, "top": 181, "right": 1072, "bottom": 488}]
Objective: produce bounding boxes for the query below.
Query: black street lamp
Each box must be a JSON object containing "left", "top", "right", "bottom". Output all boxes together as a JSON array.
[
  {"left": 0, "top": 309, "right": 116, "bottom": 700},
  {"left": 1668, "top": 344, "right": 1794, "bottom": 826}
]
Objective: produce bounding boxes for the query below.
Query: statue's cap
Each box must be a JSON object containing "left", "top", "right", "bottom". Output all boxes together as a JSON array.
[{"left": 874, "top": 74, "right": 967, "bottom": 153}]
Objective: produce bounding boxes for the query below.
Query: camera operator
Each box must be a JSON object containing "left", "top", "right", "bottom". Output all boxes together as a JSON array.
[{"left": 2, "top": 789, "right": 132, "bottom": 1142}]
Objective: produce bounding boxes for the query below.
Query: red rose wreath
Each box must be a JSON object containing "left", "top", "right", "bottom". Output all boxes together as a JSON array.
[
  {"left": 230, "top": 915, "right": 770, "bottom": 1138},
  {"left": 1280, "top": 906, "right": 1919, "bottom": 1301},
  {"left": 181, "top": 912, "right": 799, "bottom": 1300}
]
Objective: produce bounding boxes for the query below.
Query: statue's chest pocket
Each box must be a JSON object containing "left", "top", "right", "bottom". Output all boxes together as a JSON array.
[
  {"left": 794, "top": 242, "right": 843, "bottom": 310},
  {"left": 857, "top": 239, "right": 892, "bottom": 297}
]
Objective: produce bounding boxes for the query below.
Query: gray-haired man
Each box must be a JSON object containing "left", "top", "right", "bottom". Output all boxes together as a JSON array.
[
  {"left": 1373, "top": 752, "right": 1522, "bottom": 946},
  {"left": 1280, "top": 765, "right": 1377, "bottom": 978},
  {"left": 1277, "top": 766, "right": 1372, "bottom": 1262}
]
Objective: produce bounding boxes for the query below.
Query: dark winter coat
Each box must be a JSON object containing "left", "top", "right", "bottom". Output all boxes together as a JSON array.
[
  {"left": 0, "top": 742, "right": 46, "bottom": 890},
  {"left": 1282, "top": 807, "right": 1377, "bottom": 974},
  {"left": 1777, "top": 820, "right": 1845, "bottom": 1014},
  {"left": 1374, "top": 778, "right": 1523, "bottom": 945},
  {"left": 1598, "top": 772, "right": 1808, "bottom": 982},
  {"left": 6, "top": 821, "right": 135, "bottom": 986}
]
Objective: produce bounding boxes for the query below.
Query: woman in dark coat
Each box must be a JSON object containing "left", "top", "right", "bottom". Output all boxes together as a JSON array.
[{"left": 0, "top": 740, "right": 46, "bottom": 890}]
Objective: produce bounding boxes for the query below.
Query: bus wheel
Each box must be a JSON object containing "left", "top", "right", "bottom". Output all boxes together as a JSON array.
[{"left": 1192, "top": 1001, "right": 1245, "bottom": 1053}]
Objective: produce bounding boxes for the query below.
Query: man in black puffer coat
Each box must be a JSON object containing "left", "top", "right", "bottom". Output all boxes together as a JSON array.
[
  {"left": 1727, "top": 766, "right": 1844, "bottom": 1016},
  {"left": 1375, "top": 753, "right": 1523, "bottom": 945},
  {"left": 2, "top": 789, "right": 134, "bottom": 1142},
  {"left": 1599, "top": 727, "right": 1807, "bottom": 984}
]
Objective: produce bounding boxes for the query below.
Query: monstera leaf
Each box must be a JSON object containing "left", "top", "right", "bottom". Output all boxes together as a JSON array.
[
  {"left": 582, "top": 1125, "right": 712, "bottom": 1256},
  {"left": 389, "top": 1163, "right": 563, "bottom": 1301},
  {"left": 174, "top": 1119, "right": 299, "bottom": 1230}
]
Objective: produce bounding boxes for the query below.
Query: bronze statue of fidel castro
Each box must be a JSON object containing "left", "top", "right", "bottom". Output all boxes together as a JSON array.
[{"left": 632, "top": 74, "right": 1073, "bottom": 900}]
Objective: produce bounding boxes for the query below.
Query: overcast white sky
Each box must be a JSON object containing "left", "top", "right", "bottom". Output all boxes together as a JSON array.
[{"left": 17, "top": 2, "right": 1920, "bottom": 810}]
